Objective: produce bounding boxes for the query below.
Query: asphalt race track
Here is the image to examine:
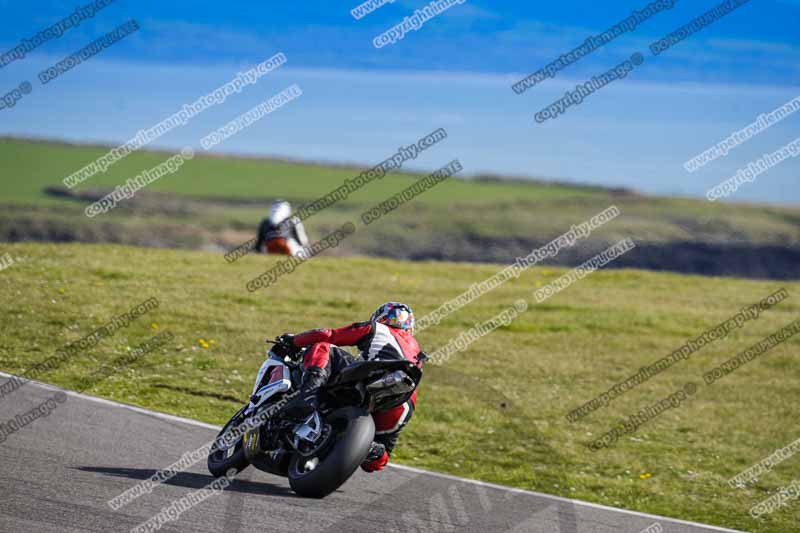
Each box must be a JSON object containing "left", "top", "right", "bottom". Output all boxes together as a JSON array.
[{"left": 0, "top": 377, "right": 744, "bottom": 533}]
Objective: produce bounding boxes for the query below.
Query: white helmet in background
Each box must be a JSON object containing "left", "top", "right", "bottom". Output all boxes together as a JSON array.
[{"left": 268, "top": 200, "right": 292, "bottom": 226}]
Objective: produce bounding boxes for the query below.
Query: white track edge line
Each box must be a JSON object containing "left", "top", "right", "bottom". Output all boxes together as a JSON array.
[
  {"left": 388, "top": 463, "right": 745, "bottom": 533},
  {"left": 0, "top": 371, "right": 221, "bottom": 431},
  {"left": 0, "top": 371, "right": 745, "bottom": 533}
]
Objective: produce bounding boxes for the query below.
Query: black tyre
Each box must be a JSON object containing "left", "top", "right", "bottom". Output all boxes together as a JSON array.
[
  {"left": 288, "top": 407, "right": 375, "bottom": 498},
  {"left": 208, "top": 406, "right": 251, "bottom": 478}
]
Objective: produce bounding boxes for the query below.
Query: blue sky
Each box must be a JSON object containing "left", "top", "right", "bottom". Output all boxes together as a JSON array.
[{"left": 1, "top": 0, "right": 798, "bottom": 203}]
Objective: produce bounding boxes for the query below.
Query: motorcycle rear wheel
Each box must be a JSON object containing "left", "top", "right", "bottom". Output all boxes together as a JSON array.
[{"left": 288, "top": 407, "right": 375, "bottom": 498}]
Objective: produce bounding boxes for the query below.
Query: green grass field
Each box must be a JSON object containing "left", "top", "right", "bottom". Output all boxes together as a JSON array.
[
  {"left": 3, "top": 137, "right": 800, "bottom": 257},
  {"left": 0, "top": 137, "right": 601, "bottom": 206},
  {"left": 1, "top": 242, "right": 798, "bottom": 532}
]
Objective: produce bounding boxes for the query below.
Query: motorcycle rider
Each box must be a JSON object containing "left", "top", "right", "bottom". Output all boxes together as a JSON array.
[
  {"left": 254, "top": 200, "right": 309, "bottom": 256},
  {"left": 277, "top": 302, "right": 421, "bottom": 473}
]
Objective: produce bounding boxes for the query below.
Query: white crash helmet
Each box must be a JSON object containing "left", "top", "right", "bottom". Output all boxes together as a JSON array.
[{"left": 268, "top": 200, "right": 292, "bottom": 225}]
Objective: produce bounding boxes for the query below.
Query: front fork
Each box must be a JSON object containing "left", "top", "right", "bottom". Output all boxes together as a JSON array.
[{"left": 242, "top": 353, "right": 293, "bottom": 457}]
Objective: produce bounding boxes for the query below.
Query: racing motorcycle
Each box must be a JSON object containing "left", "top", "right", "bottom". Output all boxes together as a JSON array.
[{"left": 207, "top": 337, "right": 425, "bottom": 498}]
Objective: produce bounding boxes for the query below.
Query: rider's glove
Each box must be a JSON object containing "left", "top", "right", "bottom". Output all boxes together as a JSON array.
[
  {"left": 271, "top": 334, "right": 299, "bottom": 359},
  {"left": 275, "top": 333, "right": 296, "bottom": 347}
]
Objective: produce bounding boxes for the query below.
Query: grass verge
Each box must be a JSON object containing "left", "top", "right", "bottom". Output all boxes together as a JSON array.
[{"left": 0, "top": 242, "right": 798, "bottom": 532}]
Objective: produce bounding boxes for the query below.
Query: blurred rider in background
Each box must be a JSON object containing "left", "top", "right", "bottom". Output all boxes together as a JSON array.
[{"left": 254, "top": 200, "right": 309, "bottom": 257}]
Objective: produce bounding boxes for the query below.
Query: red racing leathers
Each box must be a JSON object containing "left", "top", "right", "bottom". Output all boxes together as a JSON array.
[{"left": 290, "top": 321, "right": 421, "bottom": 472}]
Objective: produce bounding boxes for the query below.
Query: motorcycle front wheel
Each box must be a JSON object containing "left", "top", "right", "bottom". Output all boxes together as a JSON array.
[{"left": 207, "top": 406, "right": 251, "bottom": 478}]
